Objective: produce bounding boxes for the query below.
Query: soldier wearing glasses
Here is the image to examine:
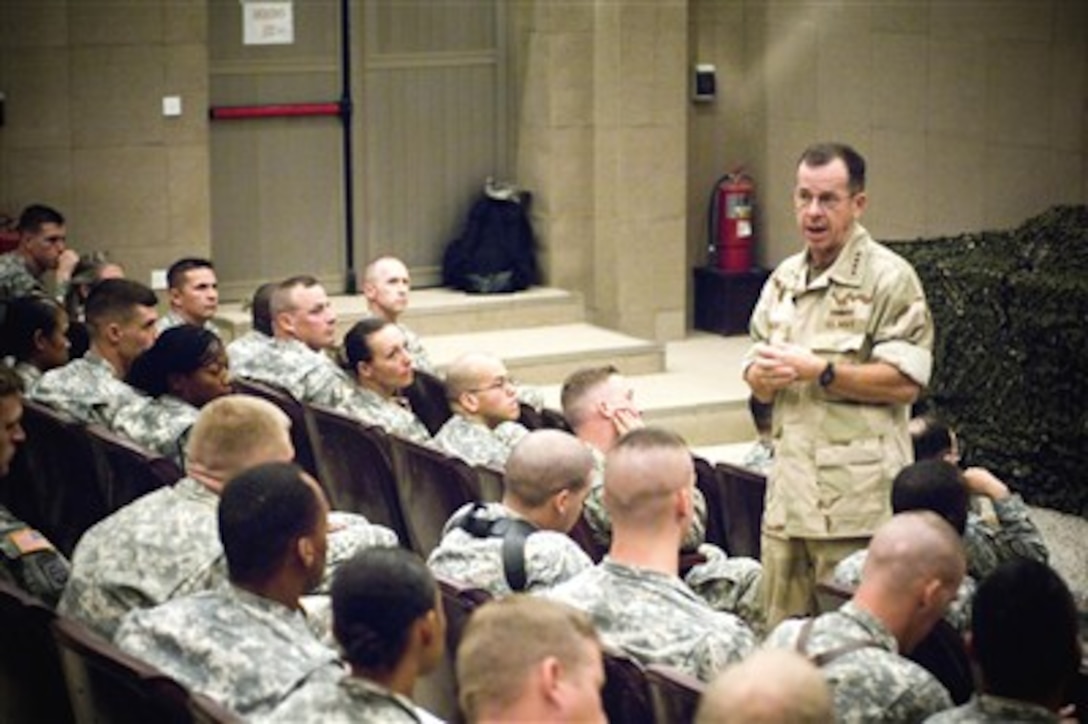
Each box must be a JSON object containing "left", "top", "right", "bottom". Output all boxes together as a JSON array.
[{"left": 744, "top": 142, "right": 935, "bottom": 628}]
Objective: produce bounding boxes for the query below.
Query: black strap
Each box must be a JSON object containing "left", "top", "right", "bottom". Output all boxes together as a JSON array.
[
  {"left": 795, "top": 617, "right": 882, "bottom": 668},
  {"left": 453, "top": 504, "right": 538, "bottom": 592}
]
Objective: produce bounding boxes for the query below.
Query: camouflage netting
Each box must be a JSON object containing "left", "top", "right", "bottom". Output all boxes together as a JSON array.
[{"left": 885, "top": 205, "right": 1088, "bottom": 517}]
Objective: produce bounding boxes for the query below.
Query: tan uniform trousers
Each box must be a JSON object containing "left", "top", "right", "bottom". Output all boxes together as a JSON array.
[{"left": 761, "top": 534, "right": 869, "bottom": 629}]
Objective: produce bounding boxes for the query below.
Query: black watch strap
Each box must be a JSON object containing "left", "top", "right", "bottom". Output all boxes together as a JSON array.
[{"left": 819, "top": 361, "right": 836, "bottom": 387}]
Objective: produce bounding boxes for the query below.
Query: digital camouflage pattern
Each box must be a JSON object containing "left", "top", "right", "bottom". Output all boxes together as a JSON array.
[
  {"left": 427, "top": 502, "right": 592, "bottom": 596},
  {"left": 111, "top": 393, "right": 198, "bottom": 464},
  {"left": 114, "top": 584, "right": 344, "bottom": 720},
  {"left": 226, "top": 330, "right": 273, "bottom": 375},
  {"left": 924, "top": 694, "right": 1060, "bottom": 723},
  {"left": 0, "top": 504, "right": 70, "bottom": 607},
  {"left": 833, "top": 548, "right": 976, "bottom": 633},
  {"left": 962, "top": 497, "right": 1049, "bottom": 580},
  {"left": 547, "top": 557, "right": 756, "bottom": 682},
  {"left": 399, "top": 322, "right": 434, "bottom": 376},
  {"left": 264, "top": 674, "right": 425, "bottom": 724},
  {"left": 154, "top": 310, "right": 220, "bottom": 335},
  {"left": 229, "top": 336, "right": 359, "bottom": 410},
  {"left": 338, "top": 386, "right": 431, "bottom": 444},
  {"left": 747, "top": 224, "right": 935, "bottom": 540},
  {"left": 432, "top": 415, "right": 528, "bottom": 470},
  {"left": 31, "top": 352, "right": 144, "bottom": 426},
  {"left": 12, "top": 361, "right": 42, "bottom": 391},
  {"left": 684, "top": 543, "right": 766, "bottom": 636},
  {"left": 0, "top": 251, "right": 43, "bottom": 299},
  {"left": 765, "top": 600, "right": 953, "bottom": 723}
]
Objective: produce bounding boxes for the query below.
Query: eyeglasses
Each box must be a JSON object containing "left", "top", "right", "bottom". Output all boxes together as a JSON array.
[
  {"left": 468, "top": 376, "right": 517, "bottom": 394},
  {"left": 793, "top": 190, "right": 856, "bottom": 212}
]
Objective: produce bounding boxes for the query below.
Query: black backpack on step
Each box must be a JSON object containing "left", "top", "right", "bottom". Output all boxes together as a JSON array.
[{"left": 443, "top": 182, "right": 538, "bottom": 294}]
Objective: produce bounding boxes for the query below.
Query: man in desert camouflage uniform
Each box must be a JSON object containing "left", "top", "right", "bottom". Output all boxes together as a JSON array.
[
  {"left": 429, "top": 429, "right": 594, "bottom": 596},
  {"left": 433, "top": 352, "right": 528, "bottom": 470},
  {"left": 745, "top": 143, "right": 935, "bottom": 628},
  {"left": 31, "top": 278, "right": 158, "bottom": 426},
  {"left": 60, "top": 396, "right": 396, "bottom": 639},
  {"left": 114, "top": 462, "right": 344, "bottom": 719},
  {"left": 765, "top": 512, "right": 963, "bottom": 722},
  {"left": 547, "top": 428, "right": 756, "bottom": 682},
  {"left": 339, "top": 317, "right": 431, "bottom": 443}
]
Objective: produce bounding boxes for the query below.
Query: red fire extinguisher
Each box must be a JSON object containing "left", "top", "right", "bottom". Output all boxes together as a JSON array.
[{"left": 708, "top": 170, "right": 756, "bottom": 272}]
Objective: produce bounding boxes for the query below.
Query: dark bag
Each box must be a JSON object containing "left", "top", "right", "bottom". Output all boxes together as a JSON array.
[{"left": 443, "top": 182, "right": 538, "bottom": 294}]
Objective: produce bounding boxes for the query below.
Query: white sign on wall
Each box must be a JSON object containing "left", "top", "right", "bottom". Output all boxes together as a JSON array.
[{"left": 242, "top": 1, "right": 294, "bottom": 46}]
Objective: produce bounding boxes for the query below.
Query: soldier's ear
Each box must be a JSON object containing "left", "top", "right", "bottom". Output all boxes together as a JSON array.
[{"left": 297, "top": 535, "right": 317, "bottom": 568}]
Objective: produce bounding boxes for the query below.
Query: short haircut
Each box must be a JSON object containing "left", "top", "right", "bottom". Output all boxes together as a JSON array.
[
  {"left": 218, "top": 461, "right": 321, "bottom": 585},
  {"left": 343, "top": 317, "right": 390, "bottom": 368},
  {"left": 0, "top": 365, "right": 25, "bottom": 398},
  {"left": 0, "top": 295, "right": 66, "bottom": 361},
  {"left": 457, "top": 595, "right": 599, "bottom": 721},
  {"left": 910, "top": 416, "right": 955, "bottom": 461},
  {"left": 798, "top": 142, "right": 867, "bottom": 193},
  {"left": 696, "top": 648, "right": 833, "bottom": 724},
  {"left": 862, "top": 511, "right": 965, "bottom": 595},
  {"left": 166, "top": 257, "right": 214, "bottom": 289},
  {"left": 972, "top": 559, "right": 1080, "bottom": 704},
  {"left": 126, "top": 325, "right": 224, "bottom": 397},
  {"left": 504, "top": 429, "right": 593, "bottom": 508},
  {"left": 891, "top": 459, "right": 968, "bottom": 535},
  {"left": 17, "top": 204, "right": 64, "bottom": 234},
  {"left": 185, "top": 395, "right": 291, "bottom": 481},
  {"left": 84, "top": 278, "right": 157, "bottom": 332},
  {"left": 270, "top": 275, "right": 321, "bottom": 317},
  {"left": 560, "top": 365, "right": 619, "bottom": 428},
  {"left": 332, "top": 547, "right": 437, "bottom": 672},
  {"left": 250, "top": 281, "right": 278, "bottom": 336}
]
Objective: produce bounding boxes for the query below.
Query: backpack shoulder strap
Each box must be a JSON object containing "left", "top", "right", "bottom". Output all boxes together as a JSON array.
[{"left": 795, "top": 617, "right": 883, "bottom": 668}]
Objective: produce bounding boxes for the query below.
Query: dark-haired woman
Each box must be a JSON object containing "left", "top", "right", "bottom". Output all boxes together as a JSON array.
[{"left": 1, "top": 295, "right": 70, "bottom": 389}]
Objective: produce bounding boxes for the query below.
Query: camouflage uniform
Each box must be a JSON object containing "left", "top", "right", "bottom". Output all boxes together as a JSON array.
[
  {"left": 432, "top": 415, "right": 528, "bottom": 470},
  {"left": 399, "top": 322, "right": 435, "bottom": 375},
  {"left": 226, "top": 330, "right": 273, "bottom": 374},
  {"left": 925, "top": 694, "right": 1060, "bottom": 723},
  {"left": 59, "top": 476, "right": 397, "bottom": 639},
  {"left": 684, "top": 543, "right": 766, "bottom": 636},
  {"left": 963, "top": 500, "right": 1049, "bottom": 580},
  {"left": 581, "top": 446, "right": 708, "bottom": 552},
  {"left": 546, "top": 557, "right": 756, "bottom": 682},
  {"left": 832, "top": 549, "right": 976, "bottom": 632},
  {"left": 230, "top": 336, "right": 359, "bottom": 410},
  {"left": 114, "top": 584, "right": 344, "bottom": 719},
  {"left": 12, "top": 361, "right": 42, "bottom": 391},
  {"left": 747, "top": 224, "right": 934, "bottom": 624},
  {"left": 31, "top": 352, "right": 145, "bottom": 426},
  {"left": 0, "top": 504, "right": 70, "bottom": 607},
  {"left": 0, "top": 251, "right": 44, "bottom": 298},
  {"left": 264, "top": 674, "right": 426, "bottom": 724},
  {"left": 339, "top": 386, "right": 431, "bottom": 444},
  {"left": 154, "top": 310, "right": 220, "bottom": 335},
  {"left": 427, "top": 502, "right": 592, "bottom": 596},
  {"left": 765, "top": 600, "right": 953, "bottom": 722},
  {"left": 111, "top": 393, "right": 198, "bottom": 464}
]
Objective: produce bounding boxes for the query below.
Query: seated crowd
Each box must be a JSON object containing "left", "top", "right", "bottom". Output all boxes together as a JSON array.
[{"left": 0, "top": 202, "right": 1081, "bottom": 723}]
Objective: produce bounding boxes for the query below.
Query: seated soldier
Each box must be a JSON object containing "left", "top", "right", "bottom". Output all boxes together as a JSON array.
[
  {"left": 60, "top": 395, "right": 397, "bottom": 639},
  {"left": 696, "top": 649, "right": 834, "bottom": 724},
  {"left": 155, "top": 257, "right": 219, "bottom": 333},
  {"left": 31, "top": 278, "right": 157, "bottom": 426},
  {"left": 428, "top": 429, "right": 594, "bottom": 595},
  {"left": 432, "top": 352, "right": 528, "bottom": 469},
  {"left": 0, "top": 366, "right": 70, "bottom": 607},
  {"left": 360, "top": 255, "right": 435, "bottom": 374},
  {"left": 0, "top": 295, "right": 71, "bottom": 389},
  {"left": 0, "top": 204, "right": 77, "bottom": 300},
  {"left": 547, "top": 427, "right": 756, "bottom": 682},
  {"left": 63, "top": 251, "right": 124, "bottom": 358},
  {"left": 115, "top": 462, "right": 344, "bottom": 719},
  {"left": 225, "top": 280, "right": 277, "bottom": 372},
  {"left": 765, "top": 511, "right": 964, "bottom": 722},
  {"left": 113, "top": 325, "right": 231, "bottom": 463},
  {"left": 266, "top": 547, "right": 445, "bottom": 723},
  {"left": 926, "top": 559, "right": 1081, "bottom": 723},
  {"left": 457, "top": 595, "right": 606, "bottom": 724},
  {"left": 911, "top": 415, "right": 1049, "bottom": 579},
  {"left": 338, "top": 317, "right": 431, "bottom": 443},
  {"left": 833, "top": 459, "right": 978, "bottom": 631}
]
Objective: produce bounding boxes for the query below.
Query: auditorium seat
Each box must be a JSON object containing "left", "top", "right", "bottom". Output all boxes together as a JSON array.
[
  {"left": 231, "top": 378, "right": 319, "bottom": 479},
  {"left": 0, "top": 579, "right": 74, "bottom": 724},
  {"left": 601, "top": 647, "right": 653, "bottom": 724},
  {"left": 707, "top": 462, "right": 766, "bottom": 559},
  {"left": 303, "top": 402, "right": 410, "bottom": 543},
  {"left": 402, "top": 369, "right": 453, "bottom": 436},
  {"left": 189, "top": 691, "right": 245, "bottom": 724},
  {"left": 645, "top": 663, "right": 705, "bottom": 724},
  {"left": 86, "top": 424, "right": 184, "bottom": 509},
  {"left": 471, "top": 464, "right": 504, "bottom": 503}
]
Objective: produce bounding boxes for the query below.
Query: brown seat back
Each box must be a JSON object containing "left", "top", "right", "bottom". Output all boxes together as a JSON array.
[
  {"left": 709, "top": 462, "right": 767, "bottom": 559},
  {"left": 86, "top": 424, "right": 183, "bottom": 509},
  {"left": 402, "top": 369, "right": 453, "bottom": 436},
  {"left": 645, "top": 663, "right": 706, "bottom": 724},
  {"left": 601, "top": 647, "right": 653, "bottom": 724},
  {"left": 0, "top": 579, "right": 75, "bottom": 724},
  {"left": 231, "top": 379, "right": 319, "bottom": 479}
]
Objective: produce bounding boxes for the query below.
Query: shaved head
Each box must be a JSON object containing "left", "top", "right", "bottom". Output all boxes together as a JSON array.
[
  {"left": 862, "top": 510, "right": 965, "bottom": 595},
  {"left": 504, "top": 430, "right": 594, "bottom": 508},
  {"left": 697, "top": 648, "right": 833, "bottom": 724},
  {"left": 604, "top": 427, "right": 693, "bottom": 528}
]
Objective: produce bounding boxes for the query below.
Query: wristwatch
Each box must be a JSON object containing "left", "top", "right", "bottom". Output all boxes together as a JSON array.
[{"left": 818, "top": 361, "right": 836, "bottom": 387}]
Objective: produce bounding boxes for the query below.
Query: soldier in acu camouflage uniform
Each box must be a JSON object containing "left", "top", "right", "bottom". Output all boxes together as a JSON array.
[
  {"left": 926, "top": 559, "right": 1079, "bottom": 724},
  {"left": 60, "top": 396, "right": 397, "bottom": 639},
  {"left": 114, "top": 463, "right": 344, "bottom": 720},
  {"left": 339, "top": 317, "right": 431, "bottom": 443},
  {"left": 547, "top": 428, "right": 756, "bottom": 682},
  {"left": 429, "top": 429, "right": 594, "bottom": 596},
  {"left": 765, "top": 512, "right": 964, "bottom": 723},
  {"left": 745, "top": 143, "right": 935, "bottom": 628},
  {"left": 31, "top": 278, "right": 158, "bottom": 425},
  {"left": 0, "top": 204, "right": 78, "bottom": 301},
  {"left": 225, "top": 281, "right": 277, "bottom": 372},
  {"left": 154, "top": 257, "right": 220, "bottom": 334},
  {"left": 360, "top": 256, "right": 436, "bottom": 374},
  {"left": 267, "top": 548, "right": 445, "bottom": 724},
  {"left": 0, "top": 294, "right": 71, "bottom": 390},
  {"left": 0, "top": 367, "right": 70, "bottom": 607},
  {"left": 433, "top": 352, "right": 528, "bottom": 470}
]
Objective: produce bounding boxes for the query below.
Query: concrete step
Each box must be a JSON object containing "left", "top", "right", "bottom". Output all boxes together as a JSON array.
[{"left": 424, "top": 323, "right": 666, "bottom": 386}]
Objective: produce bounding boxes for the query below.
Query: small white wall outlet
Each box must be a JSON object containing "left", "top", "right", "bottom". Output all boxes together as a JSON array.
[
  {"left": 150, "top": 269, "right": 168, "bottom": 290},
  {"left": 162, "top": 95, "right": 182, "bottom": 117}
]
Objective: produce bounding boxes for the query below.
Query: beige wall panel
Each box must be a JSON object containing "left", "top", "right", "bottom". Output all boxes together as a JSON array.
[
  {"left": 870, "top": 2, "right": 928, "bottom": 34},
  {"left": 71, "top": 46, "right": 164, "bottom": 148},
  {"left": 2, "top": 49, "right": 71, "bottom": 149},
  {"left": 72, "top": 146, "right": 169, "bottom": 247},
  {"left": 984, "top": 145, "right": 1065, "bottom": 230},
  {"left": 167, "top": 144, "right": 212, "bottom": 255},
  {"left": 165, "top": 0, "right": 208, "bottom": 45},
  {"left": 872, "top": 33, "right": 927, "bottom": 132},
  {"left": 926, "top": 38, "right": 987, "bottom": 137},
  {"left": 868, "top": 129, "right": 926, "bottom": 240},
  {"left": 986, "top": 41, "right": 1052, "bottom": 147},
  {"left": 1052, "top": 44, "right": 1086, "bottom": 151},
  {"left": 69, "top": 2, "right": 163, "bottom": 46},
  {"left": 0, "top": 1, "right": 67, "bottom": 48},
  {"left": 924, "top": 133, "right": 986, "bottom": 235},
  {"left": 3, "top": 148, "right": 75, "bottom": 223},
  {"left": 930, "top": 1, "right": 1052, "bottom": 43}
]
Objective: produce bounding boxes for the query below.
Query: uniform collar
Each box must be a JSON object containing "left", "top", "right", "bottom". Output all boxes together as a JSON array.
[{"left": 793, "top": 223, "right": 870, "bottom": 293}]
